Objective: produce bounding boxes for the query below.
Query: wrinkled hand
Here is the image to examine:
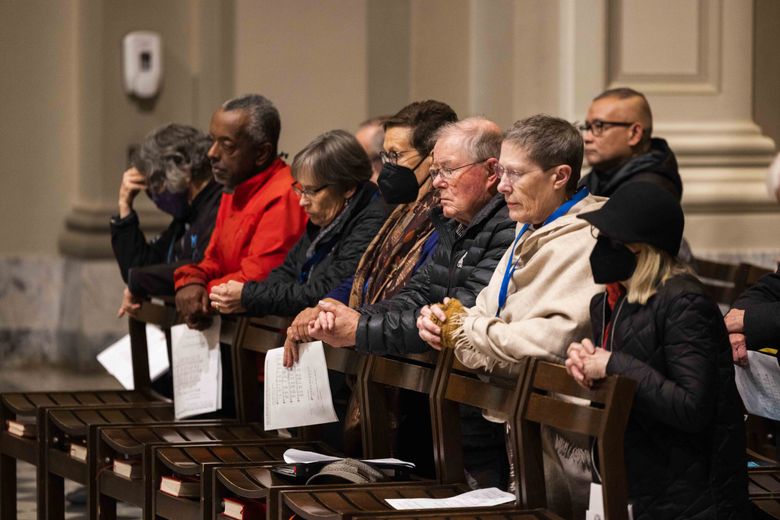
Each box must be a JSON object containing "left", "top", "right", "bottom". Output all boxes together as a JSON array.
[
  {"left": 724, "top": 308, "right": 745, "bottom": 334},
  {"left": 565, "top": 339, "right": 595, "bottom": 388},
  {"left": 118, "top": 167, "right": 147, "bottom": 218},
  {"left": 209, "top": 280, "right": 246, "bottom": 314},
  {"left": 307, "top": 300, "right": 359, "bottom": 348},
  {"left": 289, "top": 305, "right": 327, "bottom": 343},
  {"left": 282, "top": 338, "right": 300, "bottom": 368},
  {"left": 116, "top": 287, "right": 141, "bottom": 318},
  {"left": 175, "top": 284, "right": 211, "bottom": 329},
  {"left": 729, "top": 333, "right": 749, "bottom": 367},
  {"left": 417, "top": 303, "right": 448, "bottom": 350}
]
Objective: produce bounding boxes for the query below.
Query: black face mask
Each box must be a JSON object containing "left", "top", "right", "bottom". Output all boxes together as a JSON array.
[
  {"left": 589, "top": 235, "right": 637, "bottom": 284},
  {"left": 377, "top": 157, "right": 426, "bottom": 204}
]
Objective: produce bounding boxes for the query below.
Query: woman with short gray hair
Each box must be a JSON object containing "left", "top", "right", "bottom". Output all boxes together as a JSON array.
[{"left": 208, "top": 129, "right": 387, "bottom": 317}]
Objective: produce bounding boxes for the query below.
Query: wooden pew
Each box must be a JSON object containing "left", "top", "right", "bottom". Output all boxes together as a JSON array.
[
  {"left": 0, "top": 298, "right": 178, "bottom": 520},
  {"left": 92, "top": 315, "right": 289, "bottom": 519},
  {"left": 279, "top": 357, "right": 635, "bottom": 520},
  {"left": 276, "top": 350, "right": 528, "bottom": 519},
  {"left": 207, "top": 349, "right": 442, "bottom": 520},
  {"left": 38, "top": 312, "right": 250, "bottom": 520},
  {"left": 149, "top": 340, "right": 369, "bottom": 519}
]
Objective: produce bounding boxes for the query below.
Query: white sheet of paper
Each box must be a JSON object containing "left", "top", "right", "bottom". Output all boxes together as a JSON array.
[
  {"left": 282, "top": 449, "right": 416, "bottom": 468},
  {"left": 385, "top": 488, "right": 515, "bottom": 510},
  {"left": 586, "top": 483, "right": 633, "bottom": 520},
  {"left": 264, "top": 341, "right": 338, "bottom": 431},
  {"left": 283, "top": 449, "right": 341, "bottom": 464},
  {"left": 171, "top": 318, "right": 222, "bottom": 420},
  {"left": 97, "top": 325, "right": 170, "bottom": 390},
  {"left": 735, "top": 351, "right": 780, "bottom": 420}
]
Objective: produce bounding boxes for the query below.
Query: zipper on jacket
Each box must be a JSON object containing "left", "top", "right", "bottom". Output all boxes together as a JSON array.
[{"left": 608, "top": 297, "right": 626, "bottom": 352}]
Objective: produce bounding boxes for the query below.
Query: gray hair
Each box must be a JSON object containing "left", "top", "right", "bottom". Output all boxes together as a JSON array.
[
  {"left": 133, "top": 123, "right": 212, "bottom": 194},
  {"left": 358, "top": 116, "right": 388, "bottom": 157},
  {"left": 292, "top": 129, "right": 371, "bottom": 194},
  {"left": 504, "top": 114, "right": 584, "bottom": 196},
  {"left": 222, "top": 94, "right": 281, "bottom": 152},
  {"left": 433, "top": 117, "right": 503, "bottom": 162}
]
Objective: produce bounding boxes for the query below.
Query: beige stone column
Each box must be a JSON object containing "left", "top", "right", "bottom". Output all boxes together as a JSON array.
[
  {"left": 58, "top": 0, "right": 234, "bottom": 258},
  {"left": 558, "top": 0, "right": 778, "bottom": 259}
]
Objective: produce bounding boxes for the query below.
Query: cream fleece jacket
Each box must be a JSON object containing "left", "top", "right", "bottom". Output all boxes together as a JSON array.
[{"left": 453, "top": 194, "right": 606, "bottom": 372}]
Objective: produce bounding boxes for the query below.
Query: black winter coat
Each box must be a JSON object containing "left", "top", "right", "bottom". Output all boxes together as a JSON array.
[
  {"left": 733, "top": 269, "right": 780, "bottom": 349},
  {"left": 110, "top": 179, "right": 223, "bottom": 296},
  {"left": 355, "top": 193, "right": 514, "bottom": 355},
  {"left": 240, "top": 182, "right": 387, "bottom": 317},
  {"left": 579, "top": 138, "right": 683, "bottom": 200},
  {"left": 593, "top": 275, "right": 749, "bottom": 520}
]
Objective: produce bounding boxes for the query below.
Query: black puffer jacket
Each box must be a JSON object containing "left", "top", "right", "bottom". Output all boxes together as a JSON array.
[
  {"left": 240, "top": 182, "right": 387, "bottom": 316},
  {"left": 593, "top": 274, "right": 749, "bottom": 520},
  {"left": 580, "top": 138, "right": 683, "bottom": 200},
  {"left": 732, "top": 269, "right": 780, "bottom": 349},
  {"left": 355, "top": 193, "right": 514, "bottom": 355}
]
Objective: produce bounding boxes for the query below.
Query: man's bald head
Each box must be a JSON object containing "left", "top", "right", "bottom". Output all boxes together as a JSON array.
[
  {"left": 583, "top": 87, "right": 654, "bottom": 170},
  {"left": 594, "top": 87, "right": 653, "bottom": 138}
]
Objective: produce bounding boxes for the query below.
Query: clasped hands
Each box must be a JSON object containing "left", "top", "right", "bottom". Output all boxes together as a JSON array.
[
  {"left": 565, "top": 338, "right": 611, "bottom": 389},
  {"left": 282, "top": 299, "right": 360, "bottom": 368}
]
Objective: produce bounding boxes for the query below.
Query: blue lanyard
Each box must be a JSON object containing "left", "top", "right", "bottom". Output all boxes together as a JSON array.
[{"left": 496, "top": 187, "right": 588, "bottom": 315}]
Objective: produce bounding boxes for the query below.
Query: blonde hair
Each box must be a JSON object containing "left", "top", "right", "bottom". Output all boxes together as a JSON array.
[{"left": 624, "top": 243, "right": 690, "bottom": 305}]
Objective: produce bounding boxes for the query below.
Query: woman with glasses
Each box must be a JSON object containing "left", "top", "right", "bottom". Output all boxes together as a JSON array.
[
  {"left": 208, "top": 129, "right": 386, "bottom": 317},
  {"left": 417, "top": 114, "right": 605, "bottom": 518},
  {"left": 565, "top": 182, "right": 749, "bottom": 520}
]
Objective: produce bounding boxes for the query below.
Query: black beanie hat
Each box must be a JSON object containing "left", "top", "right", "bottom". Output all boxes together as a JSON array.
[{"left": 578, "top": 182, "right": 684, "bottom": 256}]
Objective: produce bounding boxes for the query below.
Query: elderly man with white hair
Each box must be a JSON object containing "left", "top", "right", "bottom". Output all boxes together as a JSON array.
[{"left": 306, "top": 116, "right": 516, "bottom": 489}]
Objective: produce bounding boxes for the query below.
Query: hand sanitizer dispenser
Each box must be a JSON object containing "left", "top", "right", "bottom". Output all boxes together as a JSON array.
[{"left": 122, "top": 31, "right": 163, "bottom": 99}]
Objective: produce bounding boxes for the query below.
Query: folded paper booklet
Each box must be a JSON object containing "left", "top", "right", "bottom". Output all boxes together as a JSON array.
[
  {"left": 385, "top": 488, "right": 514, "bottom": 510},
  {"left": 283, "top": 448, "right": 415, "bottom": 468},
  {"left": 171, "top": 318, "right": 222, "bottom": 420},
  {"left": 97, "top": 324, "right": 170, "bottom": 390},
  {"left": 735, "top": 350, "right": 780, "bottom": 420},
  {"left": 264, "top": 341, "right": 338, "bottom": 430}
]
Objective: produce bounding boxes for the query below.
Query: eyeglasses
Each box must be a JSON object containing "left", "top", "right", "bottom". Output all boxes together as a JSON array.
[
  {"left": 291, "top": 181, "right": 332, "bottom": 198},
  {"left": 429, "top": 159, "right": 487, "bottom": 182},
  {"left": 578, "top": 120, "right": 634, "bottom": 137},
  {"left": 379, "top": 150, "right": 418, "bottom": 165},
  {"left": 492, "top": 163, "right": 549, "bottom": 184}
]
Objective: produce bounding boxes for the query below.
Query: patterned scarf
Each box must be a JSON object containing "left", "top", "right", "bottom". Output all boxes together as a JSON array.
[{"left": 349, "top": 187, "right": 439, "bottom": 307}]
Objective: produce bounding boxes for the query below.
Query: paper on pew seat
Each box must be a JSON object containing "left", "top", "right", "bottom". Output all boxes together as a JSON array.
[
  {"left": 97, "top": 325, "right": 170, "bottom": 390},
  {"left": 735, "top": 350, "right": 780, "bottom": 420},
  {"left": 283, "top": 448, "right": 415, "bottom": 468},
  {"left": 171, "top": 319, "right": 222, "bottom": 419},
  {"left": 264, "top": 341, "right": 338, "bottom": 430},
  {"left": 283, "top": 449, "right": 341, "bottom": 464},
  {"left": 385, "top": 488, "right": 514, "bottom": 510}
]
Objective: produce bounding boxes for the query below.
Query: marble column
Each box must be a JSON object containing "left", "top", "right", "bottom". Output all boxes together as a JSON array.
[
  {"left": 558, "top": 0, "right": 778, "bottom": 260},
  {"left": 58, "top": 0, "right": 234, "bottom": 258}
]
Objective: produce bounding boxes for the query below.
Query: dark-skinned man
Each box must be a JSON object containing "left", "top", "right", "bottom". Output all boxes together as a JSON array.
[{"left": 174, "top": 94, "right": 306, "bottom": 329}]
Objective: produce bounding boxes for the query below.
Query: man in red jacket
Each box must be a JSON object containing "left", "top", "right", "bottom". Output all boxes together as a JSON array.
[{"left": 174, "top": 94, "right": 306, "bottom": 329}]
